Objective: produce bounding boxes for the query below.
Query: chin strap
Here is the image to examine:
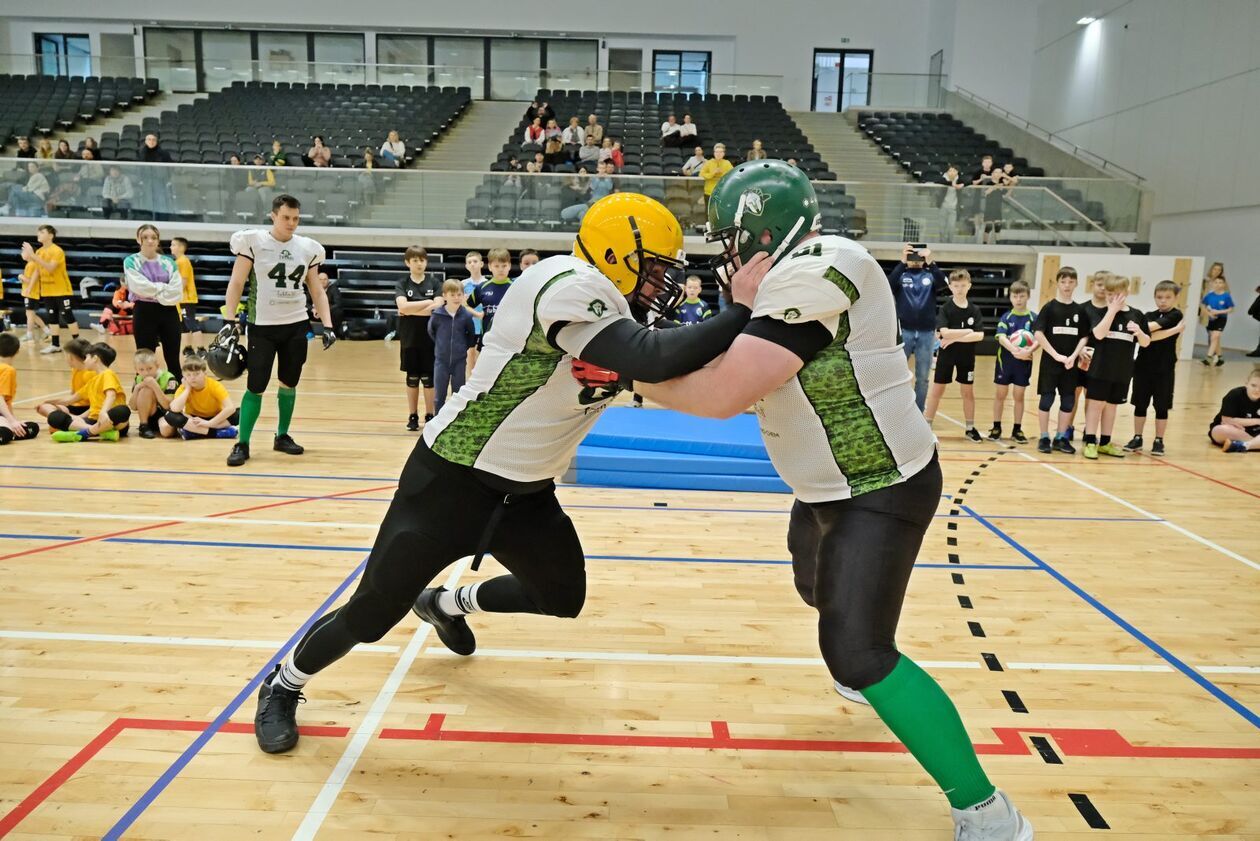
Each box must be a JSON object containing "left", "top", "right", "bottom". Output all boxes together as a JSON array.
[{"left": 769, "top": 215, "right": 807, "bottom": 263}]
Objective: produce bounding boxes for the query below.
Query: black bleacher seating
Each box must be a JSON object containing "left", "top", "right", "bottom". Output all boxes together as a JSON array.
[{"left": 0, "top": 74, "right": 159, "bottom": 146}]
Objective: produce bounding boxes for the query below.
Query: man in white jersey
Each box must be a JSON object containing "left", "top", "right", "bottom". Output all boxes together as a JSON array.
[
  {"left": 635, "top": 161, "right": 1033, "bottom": 840},
  {"left": 253, "top": 193, "right": 769, "bottom": 754},
  {"left": 222, "top": 194, "right": 336, "bottom": 467}
]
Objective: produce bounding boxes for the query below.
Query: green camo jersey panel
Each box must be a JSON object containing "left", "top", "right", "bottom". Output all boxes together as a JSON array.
[
  {"left": 430, "top": 272, "right": 570, "bottom": 466},
  {"left": 796, "top": 267, "right": 901, "bottom": 496},
  {"left": 247, "top": 268, "right": 257, "bottom": 322}
]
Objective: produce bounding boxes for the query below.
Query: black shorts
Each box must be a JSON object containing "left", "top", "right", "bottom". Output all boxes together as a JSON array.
[
  {"left": 1037, "top": 359, "right": 1080, "bottom": 395},
  {"left": 181, "top": 303, "right": 199, "bottom": 332},
  {"left": 43, "top": 296, "right": 75, "bottom": 326},
  {"left": 1085, "top": 376, "right": 1130, "bottom": 404},
  {"left": 933, "top": 348, "right": 975, "bottom": 385},
  {"left": 994, "top": 357, "right": 1031, "bottom": 387},
  {"left": 67, "top": 404, "right": 89, "bottom": 415},
  {"left": 246, "top": 319, "right": 309, "bottom": 393},
  {"left": 1130, "top": 368, "right": 1174, "bottom": 415},
  {"left": 23, "top": 297, "right": 39, "bottom": 311},
  {"left": 399, "top": 334, "right": 435, "bottom": 386},
  {"left": 1206, "top": 315, "right": 1227, "bottom": 332}
]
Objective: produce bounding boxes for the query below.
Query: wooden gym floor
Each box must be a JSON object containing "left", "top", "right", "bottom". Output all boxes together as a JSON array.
[{"left": 0, "top": 338, "right": 1256, "bottom": 840}]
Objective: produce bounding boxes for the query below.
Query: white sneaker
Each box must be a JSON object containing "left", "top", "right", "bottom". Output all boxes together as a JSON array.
[
  {"left": 91, "top": 323, "right": 107, "bottom": 334},
  {"left": 833, "top": 679, "right": 871, "bottom": 705},
  {"left": 952, "top": 789, "right": 1034, "bottom": 840},
  {"left": 21, "top": 332, "right": 36, "bottom": 343},
  {"left": 40, "top": 344, "right": 62, "bottom": 354}
]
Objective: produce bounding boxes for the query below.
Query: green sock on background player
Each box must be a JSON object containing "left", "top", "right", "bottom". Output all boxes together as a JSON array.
[
  {"left": 239, "top": 391, "right": 263, "bottom": 444},
  {"left": 277, "top": 387, "right": 296, "bottom": 436},
  {"left": 860, "top": 655, "right": 995, "bottom": 809}
]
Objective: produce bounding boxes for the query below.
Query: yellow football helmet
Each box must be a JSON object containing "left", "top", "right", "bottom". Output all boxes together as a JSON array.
[{"left": 574, "top": 192, "right": 688, "bottom": 317}]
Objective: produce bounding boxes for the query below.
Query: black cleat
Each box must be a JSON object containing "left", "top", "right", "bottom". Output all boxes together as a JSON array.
[
  {"left": 406, "top": 413, "right": 419, "bottom": 431},
  {"left": 1037, "top": 437, "right": 1052, "bottom": 454},
  {"left": 255, "top": 665, "right": 304, "bottom": 754},
  {"left": 964, "top": 427, "right": 983, "bottom": 443},
  {"left": 424, "top": 413, "right": 434, "bottom": 423},
  {"left": 1011, "top": 429, "right": 1028, "bottom": 444},
  {"left": 1052, "top": 437, "right": 1076, "bottom": 455},
  {"left": 139, "top": 425, "right": 157, "bottom": 439},
  {"left": 227, "top": 442, "right": 250, "bottom": 466},
  {"left": 986, "top": 426, "right": 1002, "bottom": 441},
  {"left": 412, "top": 587, "right": 476, "bottom": 656},
  {"left": 1123, "top": 435, "right": 1143, "bottom": 452},
  {"left": 273, "top": 434, "right": 304, "bottom": 455},
  {"left": 1151, "top": 438, "right": 1165, "bottom": 456}
]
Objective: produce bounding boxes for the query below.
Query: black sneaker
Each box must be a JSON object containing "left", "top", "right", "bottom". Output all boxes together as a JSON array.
[
  {"left": 1011, "top": 429, "right": 1028, "bottom": 444},
  {"left": 1151, "top": 438, "right": 1165, "bottom": 456},
  {"left": 273, "top": 434, "right": 304, "bottom": 455},
  {"left": 986, "top": 426, "right": 1002, "bottom": 441},
  {"left": 1037, "top": 437, "right": 1052, "bottom": 454},
  {"left": 1214, "top": 356, "right": 1225, "bottom": 367},
  {"left": 227, "top": 442, "right": 250, "bottom": 466},
  {"left": 1247, "top": 349, "right": 1260, "bottom": 358},
  {"left": 424, "top": 413, "right": 434, "bottom": 423},
  {"left": 406, "top": 413, "right": 419, "bottom": 431},
  {"left": 1052, "top": 437, "right": 1076, "bottom": 455},
  {"left": 412, "top": 587, "right": 476, "bottom": 656},
  {"left": 964, "top": 427, "right": 983, "bottom": 443},
  {"left": 1123, "top": 435, "right": 1143, "bottom": 452},
  {"left": 1063, "top": 426, "right": 1075, "bottom": 442},
  {"left": 139, "top": 425, "right": 157, "bottom": 439},
  {"left": 254, "top": 665, "right": 304, "bottom": 754}
]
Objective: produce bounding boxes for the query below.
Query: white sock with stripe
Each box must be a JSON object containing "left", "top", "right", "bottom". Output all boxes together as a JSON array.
[{"left": 437, "top": 583, "right": 482, "bottom": 616}]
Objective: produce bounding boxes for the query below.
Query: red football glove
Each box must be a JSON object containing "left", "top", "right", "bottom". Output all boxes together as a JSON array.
[{"left": 571, "top": 359, "right": 623, "bottom": 388}]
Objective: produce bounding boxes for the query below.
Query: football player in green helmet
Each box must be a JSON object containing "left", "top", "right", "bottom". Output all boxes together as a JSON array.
[{"left": 635, "top": 159, "right": 1033, "bottom": 839}]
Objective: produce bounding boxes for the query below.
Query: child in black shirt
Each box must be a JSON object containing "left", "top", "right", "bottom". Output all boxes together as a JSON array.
[
  {"left": 1033, "top": 267, "right": 1088, "bottom": 454},
  {"left": 395, "top": 246, "right": 443, "bottom": 430},
  {"left": 1082, "top": 274, "right": 1149, "bottom": 459},
  {"left": 1210, "top": 368, "right": 1260, "bottom": 453},
  {"left": 1124, "top": 280, "right": 1185, "bottom": 455},
  {"left": 924, "top": 269, "right": 985, "bottom": 441}
]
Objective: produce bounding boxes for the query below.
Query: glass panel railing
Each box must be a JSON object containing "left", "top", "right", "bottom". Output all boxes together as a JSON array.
[
  {"left": 842, "top": 73, "right": 949, "bottom": 109},
  {"left": 7, "top": 160, "right": 1122, "bottom": 248},
  {"left": 1017, "top": 177, "right": 1141, "bottom": 235}
]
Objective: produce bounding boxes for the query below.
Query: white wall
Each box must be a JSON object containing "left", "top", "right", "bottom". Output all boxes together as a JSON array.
[
  {"left": 944, "top": 0, "right": 1037, "bottom": 115},
  {"left": 3, "top": 18, "right": 140, "bottom": 70}
]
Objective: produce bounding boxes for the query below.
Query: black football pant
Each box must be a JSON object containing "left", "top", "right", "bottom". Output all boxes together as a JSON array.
[
  {"left": 788, "top": 452, "right": 942, "bottom": 691},
  {"left": 291, "top": 442, "right": 587, "bottom": 676}
]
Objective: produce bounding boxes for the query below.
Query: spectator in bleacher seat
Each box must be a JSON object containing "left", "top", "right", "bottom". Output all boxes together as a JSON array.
[
  {"left": 522, "top": 116, "right": 545, "bottom": 147},
  {"left": 15, "top": 137, "right": 35, "bottom": 159},
  {"left": 968, "top": 154, "right": 996, "bottom": 241},
  {"left": 537, "top": 101, "right": 556, "bottom": 124},
  {"left": 786, "top": 156, "right": 798, "bottom": 168},
  {"left": 560, "top": 160, "right": 615, "bottom": 224},
  {"left": 939, "top": 164, "right": 964, "bottom": 243},
  {"left": 561, "top": 167, "right": 589, "bottom": 207},
  {"left": 978, "top": 164, "right": 1015, "bottom": 245},
  {"left": 80, "top": 148, "right": 98, "bottom": 163},
  {"left": 531, "top": 151, "right": 551, "bottom": 173},
  {"left": 889, "top": 243, "right": 948, "bottom": 411},
  {"left": 305, "top": 136, "right": 332, "bottom": 168},
  {"left": 247, "top": 155, "right": 276, "bottom": 206},
  {"left": 81, "top": 137, "right": 101, "bottom": 159},
  {"left": 609, "top": 140, "right": 624, "bottom": 172},
  {"left": 101, "top": 165, "right": 134, "bottom": 220},
  {"left": 598, "top": 137, "right": 615, "bottom": 164},
  {"left": 380, "top": 130, "right": 406, "bottom": 168},
  {"left": 661, "top": 114, "right": 683, "bottom": 147},
  {"left": 268, "top": 140, "right": 288, "bottom": 167},
  {"left": 586, "top": 114, "right": 604, "bottom": 144},
  {"left": 361, "top": 149, "right": 377, "bottom": 170},
  {"left": 698, "top": 143, "right": 733, "bottom": 204},
  {"left": 46, "top": 157, "right": 102, "bottom": 216},
  {"left": 578, "top": 135, "right": 601, "bottom": 166},
  {"left": 54, "top": 140, "right": 75, "bottom": 161},
  {"left": 680, "top": 114, "right": 698, "bottom": 145},
  {"left": 544, "top": 118, "right": 563, "bottom": 143},
  {"left": 543, "top": 136, "right": 567, "bottom": 169},
  {"left": 682, "top": 145, "right": 707, "bottom": 176},
  {"left": 562, "top": 117, "right": 585, "bottom": 148},
  {"left": 745, "top": 138, "right": 767, "bottom": 161},
  {"left": 6, "top": 162, "right": 51, "bottom": 217},
  {"left": 36, "top": 138, "right": 54, "bottom": 160},
  {"left": 142, "top": 134, "right": 172, "bottom": 164}
]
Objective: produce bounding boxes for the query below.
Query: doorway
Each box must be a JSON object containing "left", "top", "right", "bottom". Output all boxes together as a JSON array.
[{"left": 811, "top": 48, "right": 873, "bottom": 112}]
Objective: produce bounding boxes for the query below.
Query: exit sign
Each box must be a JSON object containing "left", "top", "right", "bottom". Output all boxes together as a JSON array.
[{"left": 840, "top": 37, "right": 850, "bottom": 43}]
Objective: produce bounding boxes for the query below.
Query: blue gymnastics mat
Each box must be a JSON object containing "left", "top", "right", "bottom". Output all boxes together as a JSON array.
[
  {"left": 583, "top": 407, "right": 770, "bottom": 460},
  {"left": 566, "top": 467, "right": 791, "bottom": 494},
  {"left": 572, "top": 445, "right": 780, "bottom": 476}
]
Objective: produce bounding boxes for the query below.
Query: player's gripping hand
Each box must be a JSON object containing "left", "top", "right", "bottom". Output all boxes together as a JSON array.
[
  {"left": 321, "top": 330, "right": 337, "bottom": 351},
  {"left": 729, "top": 251, "right": 773, "bottom": 308},
  {"left": 571, "top": 358, "right": 624, "bottom": 401}
]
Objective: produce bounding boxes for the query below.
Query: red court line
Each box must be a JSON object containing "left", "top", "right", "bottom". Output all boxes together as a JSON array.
[
  {"left": 381, "top": 713, "right": 1260, "bottom": 760},
  {"left": 0, "top": 717, "right": 350, "bottom": 837},
  {"left": 0, "top": 482, "right": 397, "bottom": 562},
  {"left": 1150, "top": 456, "right": 1260, "bottom": 500}
]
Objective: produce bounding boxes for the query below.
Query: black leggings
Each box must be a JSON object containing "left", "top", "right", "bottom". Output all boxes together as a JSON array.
[
  {"left": 132, "top": 300, "right": 183, "bottom": 381},
  {"left": 291, "top": 443, "right": 587, "bottom": 677},
  {"left": 48, "top": 404, "right": 131, "bottom": 430},
  {"left": 246, "top": 320, "right": 309, "bottom": 393},
  {"left": 788, "top": 453, "right": 942, "bottom": 691}
]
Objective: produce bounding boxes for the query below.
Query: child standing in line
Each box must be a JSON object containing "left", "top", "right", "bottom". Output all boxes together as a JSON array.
[
  {"left": 468, "top": 248, "right": 514, "bottom": 348},
  {"left": 924, "top": 269, "right": 985, "bottom": 441},
  {"left": 171, "top": 237, "right": 205, "bottom": 355},
  {"left": 674, "top": 276, "right": 714, "bottom": 325},
  {"left": 395, "top": 245, "right": 443, "bottom": 430},
  {"left": 1082, "top": 274, "right": 1149, "bottom": 459},
  {"left": 159, "top": 356, "right": 239, "bottom": 440},
  {"left": 129, "top": 348, "right": 179, "bottom": 438},
  {"left": 36, "top": 337, "right": 94, "bottom": 420},
  {"left": 48, "top": 342, "right": 132, "bottom": 441},
  {"left": 988, "top": 280, "right": 1036, "bottom": 443},
  {"left": 429, "top": 279, "right": 477, "bottom": 417},
  {"left": 462, "top": 251, "right": 485, "bottom": 374},
  {"left": 1210, "top": 367, "right": 1260, "bottom": 452},
  {"left": 1063, "top": 271, "right": 1110, "bottom": 441},
  {"left": 18, "top": 259, "right": 50, "bottom": 344},
  {"left": 1200, "top": 273, "right": 1234, "bottom": 367},
  {"left": 0, "top": 332, "right": 41, "bottom": 444},
  {"left": 1124, "top": 280, "right": 1185, "bottom": 455},
  {"left": 1033, "top": 267, "right": 1087, "bottom": 454},
  {"left": 518, "top": 249, "right": 540, "bottom": 272}
]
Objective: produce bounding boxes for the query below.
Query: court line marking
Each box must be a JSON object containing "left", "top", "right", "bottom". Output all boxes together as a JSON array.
[
  {"left": 1152, "top": 455, "right": 1260, "bottom": 500},
  {"left": 0, "top": 629, "right": 398, "bottom": 653},
  {"left": 937, "top": 413, "right": 1259, "bottom": 572},
  {"left": 12, "top": 389, "right": 68, "bottom": 407},
  {"left": 961, "top": 503, "right": 1260, "bottom": 729},
  {"left": 291, "top": 558, "right": 470, "bottom": 841},
  {"left": 0, "top": 509, "right": 381, "bottom": 531}
]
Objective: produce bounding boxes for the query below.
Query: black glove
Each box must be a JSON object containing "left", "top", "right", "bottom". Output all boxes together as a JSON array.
[{"left": 321, "top": 331, "right": 337, "bottom": 351}]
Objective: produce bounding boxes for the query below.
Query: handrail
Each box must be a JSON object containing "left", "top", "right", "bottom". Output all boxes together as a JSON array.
[
  {"left": 1002, "top": 194, "right": 1080, "bottom": 248},
  {"left": 952, "top": 85, "right": 1144, "bottom": 184},
  {"left": 1034, "top": 186, "right": 1127, "bottom": 248}
]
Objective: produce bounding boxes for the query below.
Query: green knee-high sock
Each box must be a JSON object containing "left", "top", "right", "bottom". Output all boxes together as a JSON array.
[
  {"left": 861, "top": 655, "right": 995, "bottom": 809},
  {"left": 238, "top": 390, "right": 263, "bottom": 444},
  {"left": 277, "top": 387, "right": 296, "bottom": 436}
]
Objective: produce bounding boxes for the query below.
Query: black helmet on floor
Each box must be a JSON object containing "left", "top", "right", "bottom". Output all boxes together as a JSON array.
[{"left": 206, "top": 325, "right": 247, "bottom": 380}]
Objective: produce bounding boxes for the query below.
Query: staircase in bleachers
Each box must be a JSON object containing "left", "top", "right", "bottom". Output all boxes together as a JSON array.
[{"left": 0, "top": 74, "right": 160, "bottom": 148}]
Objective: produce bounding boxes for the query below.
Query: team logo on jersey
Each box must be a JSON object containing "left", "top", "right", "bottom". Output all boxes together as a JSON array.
[
  {"left": 587, "top": 300, "right": 607, "bottom": 317},
  {"left": 279, "top": 249, "right": 294, "bottom": 261},
  {"left": 967, "top": 317, "right": 975, "bottom": 325},
  {"left": 740, "top": 188, "right": 769, "bottom": 216},
  {"left": 783, "top": 307, "right": 801, "bottom": 321}
]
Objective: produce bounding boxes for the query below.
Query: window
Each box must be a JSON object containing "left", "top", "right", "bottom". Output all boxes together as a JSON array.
[
  {"left": 377, "top": 35, "right": 430, "bottom": 87},
  {"left": 652, "top": 50, "right": 711, "bottom": 96},
  {"left": 314, "top": 33, "right": 365, "bottom": 85},
  {"left": 200, "top": 31, "right": 252, "bottom": 92},
  {"left": 489, "top": 38, "right": 540, "bottom": 100},
  {"left": 432, "top": 37, "right": 483, "bottom": 98},
  {"left": 144, "top": 29, "right": 198, "bottom": 93},
  {"left": 545, "top": 40, "right": 598, "bottom": 91},
  {"left": 257, "top": 32, "right": 309, "bottom": 84},
  {"left": 35, "top": 34, "right": 91, "bottom": 77}
]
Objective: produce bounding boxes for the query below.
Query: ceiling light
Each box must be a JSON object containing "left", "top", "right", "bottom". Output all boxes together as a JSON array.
[{"left": 1076, "top": 16, "right": 1097, "bottom": 24}]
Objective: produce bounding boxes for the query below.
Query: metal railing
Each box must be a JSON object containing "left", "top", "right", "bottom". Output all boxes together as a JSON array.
[{"left": 952, "top": 85, "right": 1144, "bottom": 184}]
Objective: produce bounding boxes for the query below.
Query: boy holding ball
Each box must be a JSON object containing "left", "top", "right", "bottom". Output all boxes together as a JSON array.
[{"left": 988, "top": 280, "right": 1036, "bottom": 443}]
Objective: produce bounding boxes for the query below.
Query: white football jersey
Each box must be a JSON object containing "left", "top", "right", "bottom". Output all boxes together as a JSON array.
[
  {"left": 424, "top": 255, "right": 631, "bottom": 483},
  {"left": 751, "top": 235, "right": 936, "bottom": 503},
  {"left": 230, "top": 229, "right": 326, "bottom": 326}
]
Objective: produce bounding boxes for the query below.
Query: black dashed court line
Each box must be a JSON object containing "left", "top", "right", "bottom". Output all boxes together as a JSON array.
[
  {"left": 981, "top": 652, "right": 1003, "bottom": 671},
  {"left": 948, "top": 553, "right": 961, "bottom": 564},
  {"left": 1068, "top": 793, "right": 1110, "bottom": 829},
  {"left": 957, "top": 595, "right": 973, "bottom": 609},
  {"left": 1002, "top": 689, "right": 1028, "bottom": 714},
  {"left": 967, "top": 621, "right": 985, "bottom": 637},
  {"left": 947, "top": 521, "right": 958, "bottom": 530},
  {"left": 951, "top": 573, "right": 965, "bottom": 585},
  {"left": 947, "top": 536, "right": 958, "bottom": 546},
  {"left": 1030, "top": 735, "right": 1063, "bottom": 764}
]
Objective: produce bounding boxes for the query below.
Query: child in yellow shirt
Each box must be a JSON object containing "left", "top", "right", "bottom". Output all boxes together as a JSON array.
[
  {"left": 20, "top": 224, "right": 80, "bottom": 355},
  {"left": 171, "top": 237, "right": 205, "bottom": 354},
  {"left": 159, "top": 356, "right": 239, "bottom": 439},
  {"left": 0, "top": 332, "right": 41, "bottom": 444},
  {"left": 49, "top": 342, "right": 132, "bottom": 441},
  {"left": 18, "top": 260, "right": 50, "bottom": 345},
  {"left": 36, "top": 337, "right": 94, "bottom": 419}
]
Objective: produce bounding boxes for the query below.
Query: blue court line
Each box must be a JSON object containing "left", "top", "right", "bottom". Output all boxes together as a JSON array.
[
  {"left": 99, "top": 554, "right": 370, "bottom": 840},
  {"left": 960, "top": 503, "right": 1260, "bottom": 730},
  {"left": 1, "top": 463, "right": 397, "bottom": 482},
  {"left": 0, "top": 533, "right": 1038, "bottom": 571}
]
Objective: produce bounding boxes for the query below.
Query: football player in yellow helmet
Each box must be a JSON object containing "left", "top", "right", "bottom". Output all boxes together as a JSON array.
[{"left": 252, "top": 191, "right": 773, "bottom": 755}]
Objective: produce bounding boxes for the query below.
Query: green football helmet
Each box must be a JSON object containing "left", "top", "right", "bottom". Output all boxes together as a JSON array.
[{"left": 706, "top": 159, "right": 821, "bottom": 285}]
